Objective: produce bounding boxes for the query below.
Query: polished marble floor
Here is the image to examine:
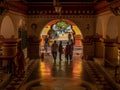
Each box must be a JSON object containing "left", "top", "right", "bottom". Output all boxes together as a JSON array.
[
  {"left": 1, "top": 49, "right": 120, "bottom": 90},
  {"left": 21, "top": 54, "right": 96, "bottom": 90}
]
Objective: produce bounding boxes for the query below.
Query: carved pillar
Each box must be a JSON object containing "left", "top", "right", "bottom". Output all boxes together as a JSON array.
[
  {"left": 27, "top": 36, "right": 40, "bottom": 59},
  {"left": 1, "top": 38, "right": 20, "bottom": 71},
  {"left": 104, "top": 41, "right": 118, "bottom": 66},
  {"left": 82, "top": 36, "right": 94, "bottom": 60},
  {"left": 94, "top": 38, "right": 105, "bottom": 58}
]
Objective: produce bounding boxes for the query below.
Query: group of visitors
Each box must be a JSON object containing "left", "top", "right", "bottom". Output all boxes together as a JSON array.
[{"left": 51, "top": 39, "right": 74, "bottom": 62}]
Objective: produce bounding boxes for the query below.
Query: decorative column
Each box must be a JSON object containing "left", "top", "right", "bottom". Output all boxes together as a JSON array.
[
  {"left": 94, "top": 37, "right": 105, "bottom": 58},
  {"left": 104, "top": 41, "right": 118, "bottom": 66},
  {"left": 27, "top": 36, "right": 40, "bottom": 59},
  {"left": 1, "top": 38, "right": 20, "bottom": 72},
  {"left": 2, "top": 38, "right": 19, "bottom": 56},
  {"left": 82, "top": 36, "right": 94, "bottom": 60}
]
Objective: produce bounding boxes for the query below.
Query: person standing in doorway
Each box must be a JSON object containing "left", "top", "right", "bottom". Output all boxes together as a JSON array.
[
  {"left": 58, "top": 41, "right": 63, "bottom": 62},
  {"left": 65, "top": 42, "right": 73, "bottom": 61},
  {"left": 68, "top": 32, "right": 72, "bottom": 41},
  {"left": 51, "top": 40, "right": 58, "bottom": 62},
  {"left": 69, "top": 39, "right": 74, "bottom": 50},
  {"left": 44, "top": 36, "right": 49, "bottom": 53}
]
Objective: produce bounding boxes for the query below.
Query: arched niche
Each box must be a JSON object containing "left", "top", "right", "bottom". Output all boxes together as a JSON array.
[
  {"left": 0, "top": 16, "right": 15, "bottom": 38},
  {"left": 96, "top": 18, "right": 103, "bottom": 37},
  {"left": 106, "top": 16, "right": 120, "bottom": 40}
]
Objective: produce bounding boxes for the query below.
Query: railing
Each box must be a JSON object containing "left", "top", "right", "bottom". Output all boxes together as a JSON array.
[
  {"left": 104, "top": 59, "right": 116, "bottom": 67},
  {"left": 104, "top": 59, "right": 120, "bottom": 80}
]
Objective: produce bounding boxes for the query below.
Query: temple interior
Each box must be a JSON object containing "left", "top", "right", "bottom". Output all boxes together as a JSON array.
[{"left": 0, "top": 0, "right": 120, "bottom": 90}]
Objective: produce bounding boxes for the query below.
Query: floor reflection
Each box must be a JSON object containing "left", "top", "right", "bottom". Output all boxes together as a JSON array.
[
  {"left": 39, "top": 61, "right": 51, "bottom": 78},
  {"left": 24, "top": 54, "right": 95, "bottom": 90},
  {"left": 38, "top": 55, "right": 83, "bottom": 78}
]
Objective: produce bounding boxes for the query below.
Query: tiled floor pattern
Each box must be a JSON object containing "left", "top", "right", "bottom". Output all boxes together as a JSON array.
[
  {"left": 27, "top": 78, "right": 95, "bottom": 90},
  {"left": 21, "top": 56, "right": 118, "bottom": 90},
  {"left": 94, "top": 58, "right": 120, "bottom": 84},
  {"left": 2, "top": 60, "right": 39, "bottom": 90},
  {"left": 1, "top": 54, "right": 120, "bottom": 90},
  {"left": 20, "top": 55, "right": 96, "bottom": 90},
  {"left": 103, "top": 65, "right": 120, "bottom": 83},
  {"left": 84, "top": 61, "right": 117, "bottom": 90}
]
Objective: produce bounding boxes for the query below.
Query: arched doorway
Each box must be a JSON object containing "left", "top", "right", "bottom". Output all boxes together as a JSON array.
[
  {"left": 40, "top": 19, "right": 83, "bottom": 56},
  {"left": 106, "top": 16, "right": 119, "bottom": 39}
]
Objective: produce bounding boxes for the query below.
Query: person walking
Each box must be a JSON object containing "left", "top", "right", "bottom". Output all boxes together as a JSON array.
[
  {"left": 68, "top": 32, "right": 72, "bottom": 41},
  {"left": 51, "top": 40, "right": 58, "bottom": 62},
  {"left": 44, "top": 36, "right": 49, "bottom": 53},
  {"left": 58, "top": 41, "right": 63, "bottom": 61},
  {"left": 65, "top": 41, "right": 73, "bottom": 61},
  {"left": 69, "top": 39, "right": 74, "bottom": 50}
]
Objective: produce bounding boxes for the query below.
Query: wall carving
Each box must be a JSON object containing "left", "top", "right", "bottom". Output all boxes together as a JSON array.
[
  {"left": 27, "top": 10, "right": 95, "bottom": 15},
  {"left": 28, "top": 15, "right": 95, "bottom": 18}
]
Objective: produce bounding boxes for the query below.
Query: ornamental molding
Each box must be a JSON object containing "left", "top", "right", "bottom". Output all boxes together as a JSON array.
[{"left": 28, "top": 15, "right": 95, "bottom": 18}]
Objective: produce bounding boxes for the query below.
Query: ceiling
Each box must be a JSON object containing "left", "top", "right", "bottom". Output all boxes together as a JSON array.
[
  {"left": 25, "top": 0, "right": 97, "bottom": 2},
  {"left": 1, "top": 0, "right": 116, "bottom": 15},
  {"left": 24, "top": 0, "right": 115, "bottom": 2}
]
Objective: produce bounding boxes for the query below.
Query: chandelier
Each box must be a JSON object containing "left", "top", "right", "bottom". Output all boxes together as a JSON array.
[{"left": 53, "top": 0, "right": 62, "bottom": 15}]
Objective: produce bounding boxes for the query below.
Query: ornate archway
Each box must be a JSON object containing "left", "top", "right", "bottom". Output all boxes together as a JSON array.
[{"left": 40, "top": 19, "right": 83, "bottom": 47}]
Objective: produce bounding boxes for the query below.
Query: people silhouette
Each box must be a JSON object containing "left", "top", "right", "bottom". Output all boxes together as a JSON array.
[
  {"left": 58, "top": 41, "right": 63, "bottom": 61},
  {"left": 51, "top": 40, "right": 58, "bottom": 62}
]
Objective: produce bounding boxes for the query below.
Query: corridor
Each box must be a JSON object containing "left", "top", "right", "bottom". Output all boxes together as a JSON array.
[{"left": 0, "top": 0, "right": 120, "bottom": 90}]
